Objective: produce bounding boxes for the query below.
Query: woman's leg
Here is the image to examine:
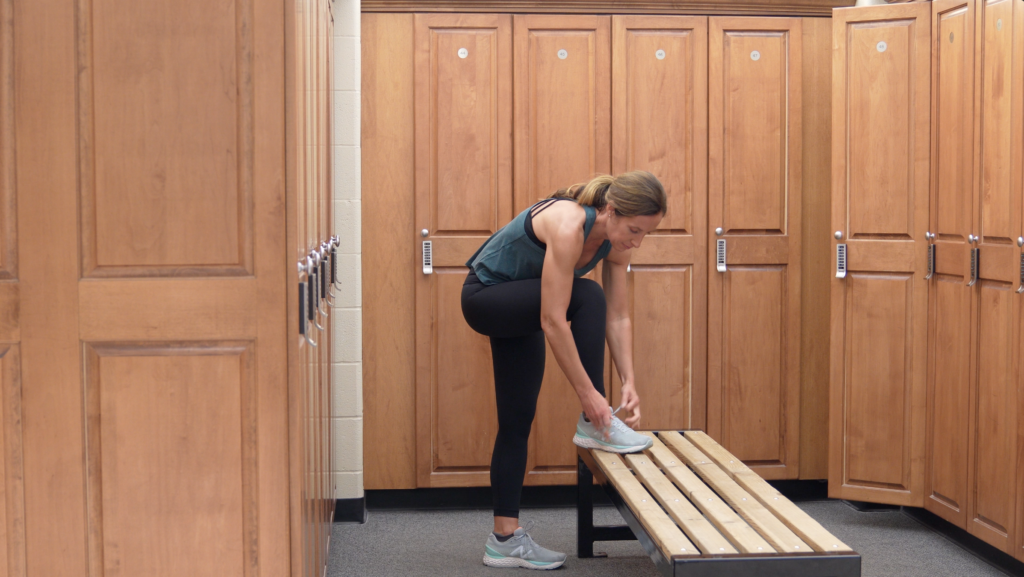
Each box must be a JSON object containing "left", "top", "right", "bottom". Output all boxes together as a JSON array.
[
  {"left": 462, "top": 276, "right": 608, "bottom": 527},
  {"left": 488, "top": 331, "right": 546, "bottom": 531}
]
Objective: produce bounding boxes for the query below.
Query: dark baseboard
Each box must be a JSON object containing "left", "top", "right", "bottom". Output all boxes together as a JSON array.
[
  {"left": 768, "top": 479, "right": 830, "bottom": 502},
  {"left": 903, "top": 507, "right": 1023, "bottom": 577},
  {"left": 365, "top": 480, "right": 829, "bottom": 511},
  {"left": 843, "top": 499, "right": 901, "bottom": 512},
  {"left": 334, "top": 497, "right": 367, "bottom": 523},
  {"left": 365, "top": 485, "right": 611, "bottom": 511}
]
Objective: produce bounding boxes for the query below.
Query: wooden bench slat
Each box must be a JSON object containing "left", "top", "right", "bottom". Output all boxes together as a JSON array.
[
  {"left": 590, "top": 450, "right": 700, "bottom": 557},
  {"left": 659, "top": 431, "right": 811, "bottom": 554},
  {"left": 684, "top": 431, "right": 854, "bottom": 553},
  {"left": 641, "top": 433, "right": 776, "bottom": 554},
  {"left": 624, "top": 452, "right": 740, "bottom": 555}
]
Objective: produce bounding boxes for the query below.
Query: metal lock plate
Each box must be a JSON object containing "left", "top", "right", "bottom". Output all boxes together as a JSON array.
[
  {"left": 422, "top": 240, "right": 433, "bottom": 275},
  {"left": 836, "top": 244, "right": 847, "bottom": 279}
]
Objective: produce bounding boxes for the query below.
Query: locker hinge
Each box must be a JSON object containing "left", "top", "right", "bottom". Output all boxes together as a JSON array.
[
  {"left": 716, "top": 239, "right": 726, "bottom": 273},
  {"left": 422, "top": 240, "right": 433, "bottom": 275},
  {"left": 925, "top": 244, "right": 935, "bottom": 280},
  {"left": 836, "top": 244, "right": 847, "bottom": 279},
  {"left": 968, "top": 247, "right": 979, "bottom": 287}
]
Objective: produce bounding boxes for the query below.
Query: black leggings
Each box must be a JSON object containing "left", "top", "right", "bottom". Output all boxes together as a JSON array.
[{"left": 461, "top": 272, "right": 606, "bottom": 518}]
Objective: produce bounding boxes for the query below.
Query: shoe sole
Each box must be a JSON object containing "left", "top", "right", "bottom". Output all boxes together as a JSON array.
[
  {"left": 572, "top": 434, "right": 651, "bottom": 454},
  {"left": 482, "top": 554, "right": 565, "bottom": 570}
]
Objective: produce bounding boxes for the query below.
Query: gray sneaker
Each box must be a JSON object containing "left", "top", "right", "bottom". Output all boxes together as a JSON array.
[
  {"left": 482, "top": 527, "right": 566, "bottom": 570},
  {"left": 572, "top": 410, "right": 653, "bottom": 453}
]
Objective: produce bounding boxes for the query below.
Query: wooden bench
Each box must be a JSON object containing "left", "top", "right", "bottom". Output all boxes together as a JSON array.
[{"left": 577, "top": 431, "right": 861, "bottom": 577}]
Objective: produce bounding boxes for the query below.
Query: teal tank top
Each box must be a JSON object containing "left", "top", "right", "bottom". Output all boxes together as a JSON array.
[{"left": 466, "top": 199, "right": 612, "bottom": 286}]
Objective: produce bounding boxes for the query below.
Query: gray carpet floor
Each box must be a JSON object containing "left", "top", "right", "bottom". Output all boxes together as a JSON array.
[{"left": 329, "top": 501, "right": 1016, "bottom": 576}]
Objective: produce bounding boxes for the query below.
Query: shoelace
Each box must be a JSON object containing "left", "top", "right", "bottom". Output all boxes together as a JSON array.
[{"left": 610, "top": 416, "right": 631, "bottom": 432}]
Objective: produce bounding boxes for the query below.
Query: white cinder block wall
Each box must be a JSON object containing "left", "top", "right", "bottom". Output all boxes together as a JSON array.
[{"left": 331, "top": 0, "right": 363, "bottom": 501}]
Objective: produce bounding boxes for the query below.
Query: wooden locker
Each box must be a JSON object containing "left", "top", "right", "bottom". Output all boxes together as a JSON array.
[
  {"left": 829, "top": 2, "right": 931, "bottom": 506},
  {"left": 513, "top": 15, "right": 611, "bottom": 485},
  {"left": 610, "top": 15, "right": 708, "bottom": 433},
  {"left": 362, "top": 12, "right": 418, "bottom": 491},
  {"left": 925, "top": 0, "right": 976, "bottom": 529},
  {"left": 965, "top": 0, "right": 1024, "bottom": 553},
  {"left": 0, "top": 0, "right": 24, "bottom": 573},
  {"left": 706, "top": 17, "right": 803, "bottom": 480},
  {"left": 413, "top": 14, "right": 514, "bottom": 487}
]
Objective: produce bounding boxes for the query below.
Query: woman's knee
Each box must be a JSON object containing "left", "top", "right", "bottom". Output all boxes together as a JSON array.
[{"left": 569, "top": 278, "right": 606, "bottom": 316}]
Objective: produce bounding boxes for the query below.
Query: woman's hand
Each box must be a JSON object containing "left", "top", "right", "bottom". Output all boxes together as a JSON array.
[
  {"left": 579, "top": 388, "right": 612, "bottom": 438},
  {"left": 619, "top": 384, "right": 641, "bottom": 428}
]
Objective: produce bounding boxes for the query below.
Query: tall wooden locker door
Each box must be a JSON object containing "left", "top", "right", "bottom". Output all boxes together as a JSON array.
[
  {"left": 513, "top": 15, "right": 610, "bottom": 484},
  {"left": 14, "top": 1, "right": 294, "bottom": 576},
  {"left": 0, "top": 0, "right": 24, "bottom": 572},
  {"left": 706, "top": 17, "right": 802, "bottom": 480},
  {"left": 965, "top": 0, "right": 1024, "bottom": 552},
  {"left": 829, "top": 3, "right": 931, "bottom": 506},
  {"left": 924, "top": 0, "right": 976, "bottom": 529},
  {"left": 413, "top": 14, "right": 513, "bottom": 487},
  {"left": 610, "top": 15, "right": 708, "bottom": 432}
]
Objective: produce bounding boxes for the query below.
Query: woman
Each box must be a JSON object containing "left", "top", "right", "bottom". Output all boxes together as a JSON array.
[{"left": 461, "top": 171, "right": 667, "bottom": 570}]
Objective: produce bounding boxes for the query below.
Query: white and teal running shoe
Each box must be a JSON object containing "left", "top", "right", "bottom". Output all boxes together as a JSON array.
[
  {"left": 482, "top": 527, "right": 566, "bottom": 570},
  {"left": 572, "top": 409, "right": 653, "bottom": 453}
]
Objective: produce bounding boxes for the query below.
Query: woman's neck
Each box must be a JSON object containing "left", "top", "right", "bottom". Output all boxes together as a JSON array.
[{"left": 589, "top": 208, "right": 610, "bottom": 243}]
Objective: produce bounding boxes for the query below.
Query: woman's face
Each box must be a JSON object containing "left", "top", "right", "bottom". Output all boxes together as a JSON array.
[{"left": 605, "top": 204, "right": 663, "bottom": 252}]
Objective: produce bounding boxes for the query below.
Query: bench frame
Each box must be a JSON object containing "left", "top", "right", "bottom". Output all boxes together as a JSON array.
[{"left": 577, "top": 450, "right": 862, "bottom": 577}]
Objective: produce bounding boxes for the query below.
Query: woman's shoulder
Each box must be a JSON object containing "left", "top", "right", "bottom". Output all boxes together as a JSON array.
[{"left": 535, "top": 199, "right": 586, "bottom": 224}]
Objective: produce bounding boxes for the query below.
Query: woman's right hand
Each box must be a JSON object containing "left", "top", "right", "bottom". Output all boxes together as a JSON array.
[{"left": 580, "top": 388, "right": 612, "bottom": 438}]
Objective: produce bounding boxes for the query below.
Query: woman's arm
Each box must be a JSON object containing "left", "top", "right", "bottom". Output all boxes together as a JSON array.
[
  {"left": 602, "top": 249, "right": 641, "bottom": 428},
  {"left": 538, "top": 208, "right": 612, "bottom": 433}
]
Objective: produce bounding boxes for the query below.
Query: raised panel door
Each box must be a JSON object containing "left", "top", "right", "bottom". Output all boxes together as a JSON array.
[
  {"left": 0, "top": 5, "right": 23, "bottom": 573},
  {"left": 829, "top": 3, "right": 931, "bottom": 506},
  {"left": 513, "top": 15, "right": 610, "bottom": 484},
  {"left": 413, "top": 14, "right": 513, "bottom": 487},
  {"left": 0, "top": 346, "right": 24, "bottom": 577},
  {"left": 966, "top": 0, "right": 1024, "bottom": 552},
  {"left": 707, "top": 17, "right": 802, "bottom": 480},
  {"left": 610, "top": 15, "right": 707, "bottom": 432},
  {"left": 925, "top": 0, "right": 975, "bottom": 528},
  {"left": 17, "top": 0, "right": 295, "bottom": 575}
]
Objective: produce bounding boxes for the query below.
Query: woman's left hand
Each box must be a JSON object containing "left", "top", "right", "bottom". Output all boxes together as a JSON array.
[{"left": 619, "top": 384, "right": 641, "bottom": 428}]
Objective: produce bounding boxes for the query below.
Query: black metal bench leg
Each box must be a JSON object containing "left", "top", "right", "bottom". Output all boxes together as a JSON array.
[{"left": 577, "top": 456, "right": 600, "bottom": 558}]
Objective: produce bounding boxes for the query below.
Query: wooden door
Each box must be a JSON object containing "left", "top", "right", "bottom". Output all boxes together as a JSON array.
[
  {"left": 829, "top": 3, "right": 931, "bottom": 506},
  {"left": 610, "top": 15, "right": 707, "bottom": 432},
  {"left": 706, "top": 17, "right": 802, "bottom": 480},
  {"left": 14, "top": 1, "right": 296, "bottom": 576},
  {"left": 924, "top": 0, "right": 975, "bottom": 529},
  {"left": 414, "top": 14, "right": 513, "bottom": 487},
  {"left": 965, "top": 0, "right": 1023, "bottom": 553},
  {"left": 513, "top": 15, "right": 610, "bottom": 485},
  {"left": 0, "top": 0, "right": 24, "bottom": 573}
]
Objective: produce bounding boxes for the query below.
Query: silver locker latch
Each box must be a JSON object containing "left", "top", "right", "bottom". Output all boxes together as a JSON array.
[
  {"left": 422, "top": 240, "right": 433, "bottom": 275},
  {"left": 716, "top": 239, "right": 726, "bottom": 273},
  {"left": 1017, "top": 254, "right": 1024, "bottom": 294},
  {"left": 968, "top": 248, "right": 979, "bottom": 287},
  {"left": 836, "top": 244, "right": 847, "bottom": 279},
  {"left": 925, "top": 244, "right": 935, "bottom": 280}
]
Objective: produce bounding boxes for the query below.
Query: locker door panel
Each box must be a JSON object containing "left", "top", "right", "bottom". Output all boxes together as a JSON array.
[
  {"left": 829, "top": 3, "right": 930, "bottom": 506},
  {"left": 708, "top": 17, "right": 802, "bottom": 480},
  {"left": 925, "top": 0, "right": 975, "bottom": 528},
  {"left": 513, "top": 15, "right": 610, "bottom": 483},
  {"left": 611, "top": 15, "right": 707, "bottom": 432},
  {"left": 413, "top": 14, "right": 513, "bottom": 487},
  {"left": 967, "top": 0, "right": 1023, "bottom": 552}
]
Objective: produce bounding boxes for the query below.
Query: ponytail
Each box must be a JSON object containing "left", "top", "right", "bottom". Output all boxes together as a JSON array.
[{"left": 547, "top": 171, "right": 666, "bottom": 217}]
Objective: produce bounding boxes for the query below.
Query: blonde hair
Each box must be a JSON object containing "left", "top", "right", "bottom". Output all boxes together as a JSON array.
[{"left": 549, "top": 171, "right": 667, "bottom": 217}]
